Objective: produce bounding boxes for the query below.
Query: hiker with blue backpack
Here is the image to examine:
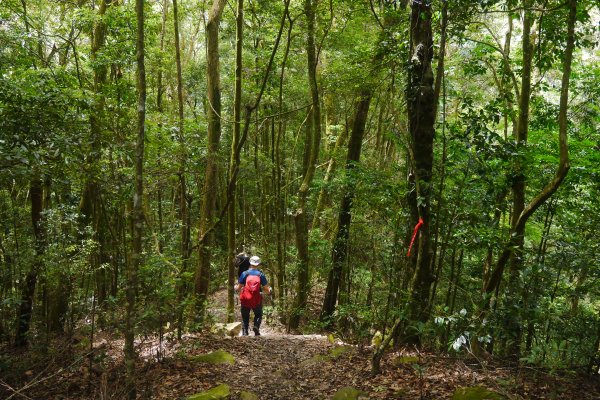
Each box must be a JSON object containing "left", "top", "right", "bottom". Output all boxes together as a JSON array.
[
  {"left": 235, "top": 255, "right": 271, "bottom": 336},
  {"left": 234, "top": 252, "right": 250, "bottom": 278}
]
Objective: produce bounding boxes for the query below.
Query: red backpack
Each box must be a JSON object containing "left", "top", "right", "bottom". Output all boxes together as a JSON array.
[{"left": 240, "top": 274, "right": 262, "bottom": 308}]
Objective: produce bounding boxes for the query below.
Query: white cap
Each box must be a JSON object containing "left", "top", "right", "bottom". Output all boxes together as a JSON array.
[{"left": 249, "top": 256, "right": 261, "bottom": 266}]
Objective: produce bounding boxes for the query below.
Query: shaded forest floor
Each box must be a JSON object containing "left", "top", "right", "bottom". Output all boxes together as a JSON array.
[{"left": 1, "top": 289, "right": 599, "bottom": 399}]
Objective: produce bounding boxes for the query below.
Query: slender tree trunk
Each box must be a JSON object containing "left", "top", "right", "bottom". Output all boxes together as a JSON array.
[
  {"left": 504, "top": 1, "right": 535, "bottom": 359},
  {"left": 312, "top": 125, "right": 348, "bottom": 230},
  {"left": 428, "top": 82, "right": 447, "bottom": 310},
  {"left": 195, "top": 0, "right": 227, "bottom": 318},
  {"left": 320, "top": 90, "right": 371, "bottom": 324},
  {"left": 156, "top": 0, "right": 168, "bottom": 254},
  {"left": 427, "top": 3, "right": 448, "bottom": 309},
  {"left": 524, "top": 202, "right": 555, "bottom": 352},
  {"left": 81, "top": 0, "right": 113, "bottom": 314},
  {"left": 432, "top": 0, "right": 448, "bottom": 117},
  {"left": 227, "top": 0, "right": 244, "bottom": 324},
  {"left": 320, "top": 5, "right": 403, "bottom": 326},
  {"left": 442, "top": 248, "right": 463, "bottom": 347},
  {"left": 275, "top": 11, "right": 293, "bottom": 301},
  {"left": 172, "top": 0, "right": 192, "bottom": 332},
  {"left": 502, "top": 16, "right": 516, "bottom": 139},
  {"left": 15, "top": 177, "right": 44, "bottom": 347},
  {"left": 0, "top": 234, "right": 12, "bottom": 337},
  {"left": 125, "top": 0, "right": 146, "bottom": 396},
  {"left": 289, "top": 0, "right": 322, "bottom": 330}
]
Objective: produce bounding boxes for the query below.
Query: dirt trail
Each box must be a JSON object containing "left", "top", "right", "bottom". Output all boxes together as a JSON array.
[
  {"left": 144, "top": 288, "right": 375, "bottom": 399},
  {"left": 141, "top": 288, "right": 600, "bottom": 400}
]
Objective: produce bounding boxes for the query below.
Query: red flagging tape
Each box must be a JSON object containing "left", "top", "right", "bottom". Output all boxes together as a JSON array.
[{"left": 407, "top": 217, "right": 424, "bottom": 257}]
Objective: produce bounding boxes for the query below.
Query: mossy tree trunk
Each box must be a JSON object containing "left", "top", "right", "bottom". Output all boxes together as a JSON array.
[
  {"left": 404, "top": 0, "right": 436, "bottom": 342},
  {"left": 15, "top": 176, "right": 44, "bottom": 347},
  {"left": 227, "top": 0, "right": 244, "bottom": 324},
  {"left": 172, "top": 0, "right": 192, "bottom": 334},
  {"left": 195, "top": 0, "right": 227, "bottom": 321},
  {"left": 125, "top": 0, "right": 146, "bottom": 396},
  {"left": 320, "top": 90, "right": 372, "bottom": 325}
]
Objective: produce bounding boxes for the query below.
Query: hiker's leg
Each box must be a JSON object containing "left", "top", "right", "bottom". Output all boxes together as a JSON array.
[
  {"left": 253, "top": 304, "right": 263, "bottom": 331},
  {"left": 241, "top": 306, "right": 250, "bottom": 334}
]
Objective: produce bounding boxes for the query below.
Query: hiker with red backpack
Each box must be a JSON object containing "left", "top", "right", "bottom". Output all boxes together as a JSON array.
[{"left": 235, "top": 255, "right": 271, "bottom": 336}]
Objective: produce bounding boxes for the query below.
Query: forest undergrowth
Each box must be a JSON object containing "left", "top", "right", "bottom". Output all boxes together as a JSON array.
[{"left": 1, "top": 288, "right": 599, "bottom": 399}]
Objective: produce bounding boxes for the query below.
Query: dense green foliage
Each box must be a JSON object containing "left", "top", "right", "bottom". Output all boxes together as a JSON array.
[{"left": 0, "top": 0, "right": 599, "bottom": 377}]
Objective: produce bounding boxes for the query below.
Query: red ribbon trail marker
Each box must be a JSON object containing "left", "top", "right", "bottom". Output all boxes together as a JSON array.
[{"left": 407, "top": 217, "right": 424, "bottom": 257}]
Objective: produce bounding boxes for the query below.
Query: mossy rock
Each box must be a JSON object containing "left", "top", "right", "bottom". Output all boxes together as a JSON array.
[
  {"left": 452, "top": 386, "right": 505, "bottom": 400},
  {"left": 301, "top": 354, "right": 329, "bottom": 365},
  {"left": 240, "top": 390, "right": 259, "bottom": 400},
  {"left": 392, "top": 355, "right": 419, "bottom": 366},
  {"left": 331, "top": 386, "right": 368, "bottom": 400},
  {"left": 329, "top": 346, "right": 353, "bottom": 358},
  {"left": 187, "top": 383, "right": 230, "bottom": 400},
  {"left": 189, "top": 350, "right": 235, "bottom": 365}
]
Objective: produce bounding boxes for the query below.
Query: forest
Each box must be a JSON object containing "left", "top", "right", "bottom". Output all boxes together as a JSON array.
[{"left": 0, "top": 0, "right": 599, "bottom": 398}]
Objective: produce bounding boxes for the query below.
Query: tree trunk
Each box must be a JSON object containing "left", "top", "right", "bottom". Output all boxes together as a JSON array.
[
  {"left": 195, "top": 0, "right": 227, "bottom": 319},
  {"left": 320, "top": 90, "right": 371, "bottom": 325},
  {"left": 81, "top": 0, "right": 113, "bottom": 314},
  {"left": 504, "top": 1, "right": 535, "bottom": 359},
  {"left": 289, "top": 0, "right": 322, "bottom": 330},
  {"left": 275, "top": 11, "right": 293, "bottom": 301},
  {"left": 125, "top": 0, "right": 146, "bottom": 396},
  {"left": 432, "top": 0, "right": 448, "bottom": 118},
  {"left": 311, "top": 124, "right": 348, "bottom": 231},
  {"left": 404, "top": 0, "right": 436, "bottom": 342},
  {"left": 227, "top": 0, "right": 244, "bottom": 324},
  {"left": 15, "top": 177, "right": 44, "bottom": 347},
  {"left": 427, "top": 2, "right": 448, "bottom": 310},
  {"left": 172, "top": 0, "right": 192, "bottom": 333},
  {"left": 524, "top": 202, "right": 555, "bottom": 352},
  {"left": 156, "top": 0, "right": 168, "bottom": 253},
  {"left": 320, "top": 4, "right": 403, "bottom": 326},
  {"left": 443, "top": 248, "right": 464, "bottom": 347}
]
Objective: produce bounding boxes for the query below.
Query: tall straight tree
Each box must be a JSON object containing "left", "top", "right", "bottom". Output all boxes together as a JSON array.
[
  {"left": 226, "top": 0, "right": 289, "bottom": 321},
  {"left": 505, "top": 1, "right": 534, "bottom": 357},
  {"left": 274, "top": 9, "right": 293, "bottom": 301},
  {"left": 404, "top": 0, "right": 436, "bottom": 339},
  {"left": 195, "top": 0, "right": 227, "bottom": 317},
  {"left": 81, "top": 0, "right": 113, "bottom": 308},
  {"left": 172, "top": 0, "right": 192, "bottom": 333},
  {"left": 14, "top": 176, "right": 44, "bottom": 347},
  {"left": 227, "top": 0, "right": 244, "bottom": 324},
  {"left": 320, "top": 89, "right": 372, "bottom": 324},
  {"left": 320, "top": 4, "right": 401, "bottom": 325},
  {"left": 125, "top": 0, "right": 146, "bottom": 396},
  {"left": 156, "top": 0, "right": 168, "bottom": 255},
  {"left": 290, "top": 0, "right": 321, "bottom": 330}
]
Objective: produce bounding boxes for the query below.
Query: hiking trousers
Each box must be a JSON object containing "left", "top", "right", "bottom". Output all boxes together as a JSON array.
[{"left": 241, "top": 304, "right": 262, "bottom": 331}]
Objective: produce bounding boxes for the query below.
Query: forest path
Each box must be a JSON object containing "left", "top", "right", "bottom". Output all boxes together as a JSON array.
[
  {"left": 142, "top": 289, "right": 600, "bottom": 400},
  {"left": 144, "top": 288, "right": 378, "bottom": 399},
  {"left": 147, "top": 329, "right": 367, "bottom": 399}
]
